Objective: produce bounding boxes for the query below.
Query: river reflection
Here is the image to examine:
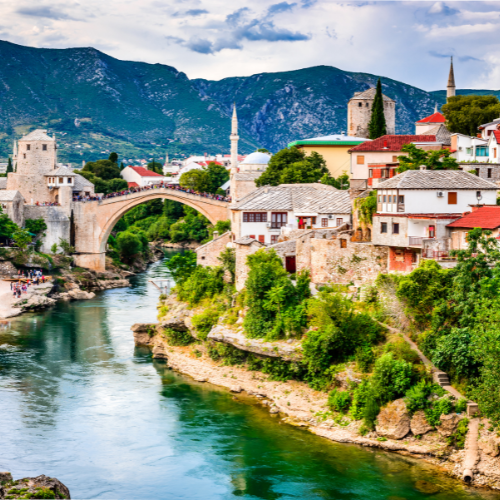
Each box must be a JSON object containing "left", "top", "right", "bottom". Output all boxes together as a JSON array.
[{"left": 0, "top": 259, "right": 499, "bottom": 500}]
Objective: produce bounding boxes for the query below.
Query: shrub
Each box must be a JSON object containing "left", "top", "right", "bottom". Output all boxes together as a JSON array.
[
  {"left": 165, "top": 250, "right": 197, "bottom": 284},
  {"left": 350, "top": 379, "right": 371, "bottom": 420},
  {"left": 191, "top": 305, "right": 223, "bottom": 340},
  {"left": 247, "top": 355, "right": 304, "bottom": 382},
  {"left": 206, "top": 342, "right": 246, "bottom": 365},
  {"left": 455, "top": 398, "right": 468, "bottom": 413},
  {"left": 371, "top": 352, "right": 414, "bottom": 404},
  {"left": 363, "top": 391, "right": 380, "bottom": 430},
  {"left": 328, "top": 388, "right": 352, "bottom": 413},
  {"left": 162, "top": 328, "right": 194, "bottom": 346},
  {"left": 177, "top": 266, "right": 224, "bottom": 306},
  {"left": 448, "top": 418, "right": 469, "bottom": 449},
  {"left": 355, "top": 345, "right": 374, "bottom": 373},
  {"left": 425, "top": 396, "right": 454, "bottom": 427},
  {"left": 404, "top": 380, "right": 434, "bottom": 414}
]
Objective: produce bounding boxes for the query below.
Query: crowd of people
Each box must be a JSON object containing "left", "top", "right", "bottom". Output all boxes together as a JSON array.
[
  {"left": 34, "top": 201, "right": 61, "bottom": 206},
  {"left": 72, "top": 182, "right": 231, "bottom": 203},
  {"left": 11, "top": 269, "right": 48, "bottom": 298}
]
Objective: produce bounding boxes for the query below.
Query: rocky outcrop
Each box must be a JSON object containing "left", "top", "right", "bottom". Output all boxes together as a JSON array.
[
  {"left": 0, "top": 473, "right": 70, "bottom": 499},
  {"left": 437, "top": 413, "right": 460, "bottom": 437},
  {"left": 12, "top": 282, "right": 56, "bottom": 315},
  {"left": 131, "top": 323, "right": 157, "bottom": 346},
  {"left": 68, "top": 289, "right": 95, "bottom": 300},
  {"left": 480, "top": 437, "right": 500, "bottom": 457},
  {"left": 376, "top": 399, "right": 410, "bottom": 440},
  {"left": 208, "top": 325, "right": 303, "bottom": 361},
  {"left": 410, "top": 411, "right": 434, "bottom": 436}
]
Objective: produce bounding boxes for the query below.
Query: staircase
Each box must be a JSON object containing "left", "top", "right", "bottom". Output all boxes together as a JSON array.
[{"left": 434, "top": 371, "right": 450, "bottom": 387}]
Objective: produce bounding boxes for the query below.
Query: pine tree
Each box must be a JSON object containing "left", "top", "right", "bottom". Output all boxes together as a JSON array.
[
  {"left": 6, "top": 158, "right": 13, "bottom": 174},
  {"left": 120, "top": 162, "right": 125, "bottom": 170},
  {"left": 368, "top": 79, "right": 387, "bottom": 139}
]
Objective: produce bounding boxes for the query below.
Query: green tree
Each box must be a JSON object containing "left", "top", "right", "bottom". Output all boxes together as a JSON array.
[
  {"left": 25, "top": 218, "right": 48, "bottom": 237},
  {"left": 83, "top": 159, "right": 121, "bottom": 181},
  {"left": 442, "top": 95, "right": 500, "bottom": 136},
  {"left": 59, "top": 238, "right": 75, "bottom": 255},
  {"left": 321, "top": 172, "right": 350, "bottom": 190},
  {"left": 50, "top": 243, "right": 58, "bottom": 254},
  {"left": 257, "top": 148, "right": 270, "bottom": 153},
  {"left": 116, "top": 231, "right": 143, "bottom": 259},
  {"left": 108, "top": 152, "right": 118, "bottom": 164},
  {"left": 120, "top": 162, "right": 125, "bottom": 170},
  {"left": 180, "top": 169, "right": 209, "bottom": 192},
  {"left": 256, "top": 148, "right": 329, "bottom": 187},
  {"left": 368, "top": 79, "right": 387, "bottom": 139},
  {"left": 13, "top": 229, "right": 32, "bottom": 250},
  {"left": 397, "top": 143, "right": 459, "bottom": 173},
  {"left": 147, "top": 160, "right": 164, "bottom": 174},
  {"left": 205, "top": 162, "right": 229, "bottom": 193},
  {"left": 6, "top": 158, "right": 13, "bottom": 174},
  {"left": 165, "top": 250, "right": 197, "bottom": 284},
  {"left": 106, "top": 178, "right": 128, "bottom": 193},
  {"left": 0, "top": 206, "right": 18, "bottom": 239}
]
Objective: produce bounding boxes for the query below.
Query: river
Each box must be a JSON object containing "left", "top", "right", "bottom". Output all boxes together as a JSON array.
[{"left": 0, "top": 259, "right": 498, "bottom": 500}]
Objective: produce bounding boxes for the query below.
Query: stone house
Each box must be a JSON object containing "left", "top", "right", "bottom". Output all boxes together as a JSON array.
[
  {"left": 349, "top": 135, "right": 439, "bottom": 190},
  {"left": 372, "top": 170, "right": 498, "bottom": 272},
  {"left": 229, "top": 152, "right": 271, "bottom": 202},
  {"left": 196, "top": 231, "right": 231, "bottom": 267},
  {"left": 347, "top": 88, "right": 396, "bottom": 138},
  {"left": 230, "top": 183, "right": 352, "bottom": 245},
  {"left": 0, "top": 191, "right": 25, "bottom": 227},
  {"left": 447, "top": 206, "right": 500, "bottom": 250}
]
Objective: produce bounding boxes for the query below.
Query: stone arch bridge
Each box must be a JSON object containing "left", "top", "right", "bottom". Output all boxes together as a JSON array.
[{"left": 72, "top": 188, "right": 229, "bottom": 271}]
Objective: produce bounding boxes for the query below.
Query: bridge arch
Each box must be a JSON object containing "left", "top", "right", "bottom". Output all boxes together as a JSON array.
[{"left": 72, "top": 188, "right": 229, "bottom": 271}]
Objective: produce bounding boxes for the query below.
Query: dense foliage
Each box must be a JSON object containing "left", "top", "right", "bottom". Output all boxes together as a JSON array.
[
  {"left": 255, "top": 147, "right": 330, "bottom": 187},
  {"left": 442, "top": 95, "right": 500, "bottom": 136},
  {"left": 396, "top": 143, "right": 459, "bottom": 173},
  {"left": 355, "top": 191, "right": 377, "bottom": 225},
  {"left": 180, "top": 162, "right": 229, "bottom": 195}
]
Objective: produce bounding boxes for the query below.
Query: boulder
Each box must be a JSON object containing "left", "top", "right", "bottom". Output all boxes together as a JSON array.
[
  {"left": 437, "top": 413, "right": 460, "bottom": 437},
  {"left": 480, "top": 437, "right": 500, "bottom": 457},
  {"left": 0, "top": 471, "right": 13, "bottom": 482},
  {"left": 131, "top": 323, "right": 157, "bottom": 346},
  {"left": 410, "top": 410, "right": 434, "bottom": 436},
  {"left": 375, "top": 399, "right": 410, "bottom": 440},
  {"left": 152, "top": 344, "right": 168, "bottom": 359},
  {"left": 68, "top": 289, "right": 95, "bottom": 300},
  {"left": 0, "top": 474, "right": 70, "bottom": 499}
]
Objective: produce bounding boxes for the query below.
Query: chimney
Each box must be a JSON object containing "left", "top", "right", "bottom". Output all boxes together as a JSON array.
[
  {"left": 420, "top": 165, "right": 427, "bottom": 171},
  {"left": 477, "top": 133, "right": 482, "bottom": 138},
  {"left": 213, "top": 230, "right": 219, "bottom": 239},
  {"left": 383, "top": 140, "right": 388, "bottom": 149}
]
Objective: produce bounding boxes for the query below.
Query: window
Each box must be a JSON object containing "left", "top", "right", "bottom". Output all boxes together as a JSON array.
[
  {"left": 243, "top": 212, "right": 267, "bottom": 222},
  {"left": 412, "top": 252, "right": 418, "bottom": 263},
  {"left": 336, "top": 218, "right": 343, "bottom": 226},
  {"left": 393, "top": 223, "right": 399, "bottom": 234},
  {"left": 356, "top": 155, "right": 365, "bottom": 165},
  {"left": 495, "top": 148, "right": 498, "bottom": 159},
  {"left": 383, "top": 195, "right": 386, "bottom": 202},
  {"left": 42, "top": 144, "right": 47, "bottom": 151},
  {"left": 378, "top": 195, "right": 382, "bottom": 202},
  {"left": 67, "top": 177, "right": 72, "bottom": 183},
  {"left": 271, "top": 212, "right": 287, "bottom": 228},
  {"left": 27, "top": 144, "right": 31, "bottom": 151},
  {"left": 23, "top": 154, "right": 26, "bottom": 159},
  {"left": 258, "top": 235, "right": 265, "bottom": 243},
  {"left": 475, "top": 168, "right": 480, "bottom": 176},
  {"left": 466, "top": 147, "right": 472, "bottom": 155},
  {"left": 368, "top": 169, "right": 373, "bottom": 178},
  {"left": 488, "top": 168, "right": 492, "bottom": 179},
  {"left": 381, "top": 222, "right": 388, "bottom": 233},
  {"left": 321, "top": 218, "right": 328, "bottom": 227},
  {"left": 249, "top": 235, "right": 255, "bottom": 239},
  {"left": 394, "top": 249, "right": 404, "bottom": 262},
  {"left": 358, "top": 102, "right": 362, "bottom": 107},
  {"left": 392, "top": 156, "right": 398, "bottom": 162},
  {"left": 271, "top": 235, "right": 279, "bottom": 244},
  {"left": 340, "top": 239, "right": 347, "bottom": 248},
  {"left": 398, "top": 195, "right": 404, "bottom": 204},
  {"left": 448, "top": 192, "right": 457, "bottom": 204},
  {"left": 59, "top": 177, "right": 63, "bottom": 183},
  {"left": 366, "top": 103, "right": 369, "bottom": 107}
]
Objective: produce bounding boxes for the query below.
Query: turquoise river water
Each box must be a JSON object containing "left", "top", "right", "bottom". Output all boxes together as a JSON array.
[{"left": 0, "top": 259, "right": 499, "bottom": 500}]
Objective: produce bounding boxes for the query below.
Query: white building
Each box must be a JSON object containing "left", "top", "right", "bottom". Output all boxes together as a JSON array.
[
  {"left": 372, "top": 169, "right": 498, "bottom": 272},
  {"left": 121, "top": 166, "right": 166, "bottom": 187},
  {"left": 478, "top": 118, "right": 500, "bottom": 140},
  {"left": 231, "top": 183, "right": 351, "bottom": 244},
  {"left": 450, "top": 133, "right": 489, "bottom": 163}
]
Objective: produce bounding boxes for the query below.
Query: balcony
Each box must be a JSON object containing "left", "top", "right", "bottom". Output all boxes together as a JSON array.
[
  {"left": 397, "top": 204, "right": 405, "bottom": 212},
  {"left": 408, "top": 236, "right": 424, "bottom": 246}
]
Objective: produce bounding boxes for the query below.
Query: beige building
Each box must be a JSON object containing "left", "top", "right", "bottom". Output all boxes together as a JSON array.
[
  {"left": 347, "top": 88, "right": 396, "bottom": 138},
  {"left": 287, "top": 134, "right": 369, "bottom": 179}
]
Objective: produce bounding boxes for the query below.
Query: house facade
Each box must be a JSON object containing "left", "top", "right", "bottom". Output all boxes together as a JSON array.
[
  {"left": 372, "top": 170, "right": 498, "bottom": 272},
  {"left": 121, "top": 166, "right": 166, "bottom": 187},
  {"left": 230, "top": 183, "right": 351, "bottom": 244}
]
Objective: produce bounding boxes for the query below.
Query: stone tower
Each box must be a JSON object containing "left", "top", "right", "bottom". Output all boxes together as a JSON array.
[
  {"left": 230, "top": 104, "right": 239, "bottom": 170},
  {"left": 7, "top": 129, "right": 58, "bottom": 204},
  {"left": 447, "top": 57, "right": 456, "bottom": 101},
  {"left": 347, "top": 88, "right": 396, "bottom": 138}
]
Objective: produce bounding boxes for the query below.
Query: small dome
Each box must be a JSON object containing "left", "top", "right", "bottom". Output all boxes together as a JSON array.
[{"left": 241, "top": 152, "right": 271, "bottom": 165}]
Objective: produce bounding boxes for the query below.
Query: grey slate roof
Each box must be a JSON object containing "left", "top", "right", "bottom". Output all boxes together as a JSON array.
[
  {"left": 19, "top": 129, "right": 54, "bottom": 142},
  {"left": 351, "top": 88, "right": 394, "bottom": 102},
  {"left": 234, "top": 237, "right": 263, "bottom": 246},
  {"left": 0, "top": 190, "right": 22, "bottom": 201},
  {"left": 73, "top": 173, "right": 94, "bottom": 192},
  {"left": 234, "top": 172, "right": 263, "bottom": 181},
  {"left": 232, "top": 183, "right": 351, "bottom": 214},
  {"left": 425, "top": 124, "right": 451, "bottom": 146},
  {"left": 376, "top": 170, "right": 499, "bottom": 190},
  {"left": 45, "top": 166, "right": 76, "bottom": 177},
  {"left": 0, "top": 178, "right": 7, "bottom": 190}
]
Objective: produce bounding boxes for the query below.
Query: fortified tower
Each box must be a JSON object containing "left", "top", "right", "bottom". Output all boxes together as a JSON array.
[
  {"left": 8, "top": 129, "right": 60, "bottom": 204},
  {"left": 347, "top": 88, "right": 396, "bottom": 138}
]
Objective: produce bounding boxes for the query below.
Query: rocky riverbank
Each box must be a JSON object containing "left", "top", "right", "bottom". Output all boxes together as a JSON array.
[
  {"left": 0, "top": 472, "right": 70, "bottom": 499},
  {"left": 131, "top": 293, "right": 500, "bottom": 492}
]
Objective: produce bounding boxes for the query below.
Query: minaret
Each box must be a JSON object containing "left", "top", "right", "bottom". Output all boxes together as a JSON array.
[
  {"left": 447, "top": 56, "right": 456, "bottom": 101},
  {"left": 12, "top": 140, "right": 17, "bottom": 173},
  {"left": 230, "top": 104, "right": 239, "bottom": 171}
]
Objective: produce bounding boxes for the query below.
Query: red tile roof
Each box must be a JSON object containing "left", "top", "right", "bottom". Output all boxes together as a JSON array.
[
  {"left": 416, "top": 112, "right": 446, "bottom": 124},
  {"left": 128, "top": 166, "right": 164, "bottom": 177},
  {"left": 493, "top": 131, "right": 500, "bottom": 142},
  {"left": 128, "top": 182, "right": 139, "bottom": 188},
  {"left": 349, "top": 135, "right": 437, "bottom": 152},
  {"left": 447, "top": 206, "right": 500, "bottom": 229}
]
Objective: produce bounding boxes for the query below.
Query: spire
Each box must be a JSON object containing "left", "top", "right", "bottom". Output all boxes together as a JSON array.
[
  {"left": 434, "top": 103, "right": 438, "bottom": 113},
  {"left": 230, "top": 103, "right": 239, "bottom": 170},
  {"left": 447, "top": 56, "right": 456, "bottom": 100},
  {"left": 164, "top": 152, "right": 169, "bottom": 166}
]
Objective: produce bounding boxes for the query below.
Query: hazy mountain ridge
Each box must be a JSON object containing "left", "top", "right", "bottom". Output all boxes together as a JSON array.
[{"left": 0, "top": 40, "right": 496, "bottom": 162}]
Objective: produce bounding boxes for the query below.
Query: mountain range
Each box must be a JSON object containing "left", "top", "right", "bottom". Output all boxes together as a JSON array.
[{"left": 0, "top": 40, "right": 498, "bottom": 164}]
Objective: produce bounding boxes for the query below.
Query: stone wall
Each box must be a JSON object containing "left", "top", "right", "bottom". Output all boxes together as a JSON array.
[
  {"left": 267, "top": 239, "right": 296, "bottom": 264},
  {"left": 7, "top": 173, "right": 55, "bottom": 205},
  {"left": 24, "top": 205, "right": 71, "bottom": 253},
  {"left": 298, "top": 237, "right": 388, "bottom": 285},
  {"left": 459, "top": 163, "right": 500, "bottom": 185},
  {"left": 196, "top": 231, "right": 231, "bottom": 267},
  {"left": 347, "top": 98, "right": 395, "bottom": 138},
  {"left": 235, "top": 240, "right": 264, "bottom": 291}
]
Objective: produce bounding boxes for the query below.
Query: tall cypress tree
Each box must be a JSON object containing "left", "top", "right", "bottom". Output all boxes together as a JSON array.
[
  {"left": 6, "top": 158, "right": 13, "bottom": 174},
  {"left": 368, "top": 79, "right": 387, "bottom": 139}
]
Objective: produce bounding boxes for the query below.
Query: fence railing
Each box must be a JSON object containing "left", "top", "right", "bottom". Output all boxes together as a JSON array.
[{"left": 408, "top": 237, "right": 424, "bottom": 246}]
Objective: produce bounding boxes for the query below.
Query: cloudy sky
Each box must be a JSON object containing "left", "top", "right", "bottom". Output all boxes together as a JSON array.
[{"left": 1, "top": 0, "right": 499, "bottom": 91}]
